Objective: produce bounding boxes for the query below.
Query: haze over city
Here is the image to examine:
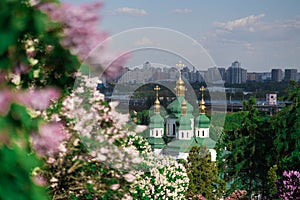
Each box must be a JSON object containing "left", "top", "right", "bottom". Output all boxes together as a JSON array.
[{"left": 62, "top": 0, "right": 300, "bottom": 72}]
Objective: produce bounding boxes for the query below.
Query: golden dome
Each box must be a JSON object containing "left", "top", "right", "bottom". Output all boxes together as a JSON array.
[
  {"left": 199, "top": 86, "right": 206, "bottom": 114},
  {"left": 154, "top": 85, "right": 161, "bottom": 114},
  {"left": 175, "top": 73, "right": 186, "bottom": 96}
]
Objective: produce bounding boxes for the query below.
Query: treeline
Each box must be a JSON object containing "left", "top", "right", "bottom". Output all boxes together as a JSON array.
[{"left": 217, "top": 81, "right": 300, "bottom": 198}]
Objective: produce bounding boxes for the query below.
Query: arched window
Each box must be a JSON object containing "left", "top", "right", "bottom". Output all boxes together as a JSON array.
[
  {"left": 181, "top": 132, "right": 184, "bottom": 138},
  {"left": 156, "top": 130, "right": 158, "bottom": 136},
  {"left": 202, "top": 130, "right": 205, "bottom": 137},
  {"left": 186, "top": 132, "right": 189, "bottom": 138},
  {"left": 173, "top": 124, "right": 175, "bottom": 135}
]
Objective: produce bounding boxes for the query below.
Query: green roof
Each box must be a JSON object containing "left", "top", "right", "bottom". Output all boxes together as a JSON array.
[
  {"left": 167, "top": 96, "right": 194, "bottom": 118},
  {"left": 149, "top": 114, "right": 164, "bottom": 128},
  {"left": 177, "top": 115, "right": 192, "bottom": 130},
  {"left": 195, "top": 114, "right": 210, "bottom": 128},
  {"left": 140, "top": 128, "right": 150, "bottom": 138},
  {"left": 164, "top": 137, "right": 216, "bottom": 153},
  {"left": 148, "top": 137, "right": 166, "bottom": 149}
]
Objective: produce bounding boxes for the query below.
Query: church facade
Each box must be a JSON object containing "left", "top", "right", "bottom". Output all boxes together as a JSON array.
[{"left": 146, "top": 73, "right": 217, "bottom": 161}]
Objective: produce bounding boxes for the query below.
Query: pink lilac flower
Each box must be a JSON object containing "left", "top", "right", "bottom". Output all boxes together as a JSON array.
[
  {"left": 103, "top": 53, "right": 130, "bottom": 79},
  {"left": 33, "top": 175, "right": 47, "bottom": 186},
  {"left": 276, "top": 170, "right": 300, "bottom": 200},
  {"left": 39, "top": 2, "right": 128, "bottom": 79},
  {"left": 0, "top": 89, "right": 13, "bottom": 115},
  {"left": 14, "top": 62, "right": 30, "bottom": 75},
  {"left": 17, "top": 87, "right": 60, "bottom": 110},
  {"left": 32, "top": 122, "right": 68, "bottom": 156},
  {"left": 39, "top": 2, "right": 108, "bottom": 60}
]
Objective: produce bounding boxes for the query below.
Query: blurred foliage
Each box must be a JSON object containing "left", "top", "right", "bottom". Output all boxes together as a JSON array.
[
  {"left": 0, "top": 103, "right": 47, "bottom": 200},
  {"left": 0, "top": 0, "right": 79, "bottom": 90},
  {"left": 0, "top": 0, "right": 80, "bottom": 199}
]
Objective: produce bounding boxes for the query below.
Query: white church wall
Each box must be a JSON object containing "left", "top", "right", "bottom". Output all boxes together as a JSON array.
[
  {"left": 178, "top": 130, "right": 193, "bottom": 140},
  {"left": 195, "top": 128, "right": 209, "bottom": 138},
  {"left": 177, "top": 152, "right": 189, "bottom": 160},
  {"left": 150, "top": 128, "right": 164, "bottom": 138},
  {"left": 190, "top": 118, "right": 195, "bottom": 133},
  {"left": 153, "top": 148, "right": 163, "bottom": 155}
]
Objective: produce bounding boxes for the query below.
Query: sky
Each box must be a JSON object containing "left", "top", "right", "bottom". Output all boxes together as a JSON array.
[{"left": 61, "top": 0, "right": 300, "bottom": 72}]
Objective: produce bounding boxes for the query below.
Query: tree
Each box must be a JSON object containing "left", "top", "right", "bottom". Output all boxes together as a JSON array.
[
  {"left": 185, "top": 146, "right": 225, "bottom": 199},
  {"left": 266, "top": 165, "right": 278, "bottom": 198},
  {"left": 218, "top": 97, "right": 275, "bottom": 196},
  {"left": 272, "top": 81, "right": 300, "bottom": 172}
]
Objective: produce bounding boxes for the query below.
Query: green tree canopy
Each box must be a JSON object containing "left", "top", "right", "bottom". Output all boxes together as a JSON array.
[{"left": 185, "top": 146, "right": 225, "bottom": 200}]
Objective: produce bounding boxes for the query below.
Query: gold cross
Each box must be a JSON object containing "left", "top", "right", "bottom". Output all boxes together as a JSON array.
[
  {"left": 154, "top": 85, "right": 160, "bottom": 99},
  {"left": 175, "top": 60, "right": 185, "bottom": 68},
  {"left": 200, "top": 86, "right": 205, "bottom": 100}
]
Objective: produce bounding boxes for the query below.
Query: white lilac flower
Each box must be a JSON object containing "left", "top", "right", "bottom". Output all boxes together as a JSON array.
[
  {"left": 123, "top": 173, "right": 136, "bottom": 183},
  {"left": 110, "top": 184, "right": 120, "bottom": 191}
]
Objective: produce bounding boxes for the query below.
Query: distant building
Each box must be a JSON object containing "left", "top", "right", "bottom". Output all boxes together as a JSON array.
[
  {"left": 247, "top": 72, "right": 259, "bottom": 82},
  {"left": 118, "top": 62, "right": 156, "bottom": 84},
  {"left": 218, "top": 67, "right": 226, "bottom": 81},
  {"left": 196, "top": 71, "right": 205, "bottom": 82},
  {"left": 190, "top": 70, "right": 198, "bottom": 83},
  {"left": 207, "top": 67, "right": 226, "bottom": 83},
  {"left": 181, "top": 66, "right": 190, "bottom": 82},
  {"left": 143, "top": 61, "right": 152, "bottom": 69},
  {"left": 226, "top": 61, "right": 247, "bottom": 84},
  {"left": 257, "top": 72, "right": 271, "bottom": 82},
  {"left": 271, "top": 69, "right": 283, "bottom": 82},
  {"left": 284, "top": 69, "right": 298, "bottom": 82},
  {"left": 266, "top": 94, "right": 277, "bottom": 105}
]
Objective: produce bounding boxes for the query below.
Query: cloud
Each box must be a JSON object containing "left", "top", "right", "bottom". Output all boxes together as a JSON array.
[
  {"left": 173, "top": 8, "right": 192, "bottom": 14},
  {"left": 214, "top": 14, "right": 265, "bottom": 31},
  {"left": 200, "top": 15, "right": 300, "bottom": 70},
  {"left": 212, "top": 15, "right": 300, "bottom": 43},
  {"left": 113, "top": 7, "right": 148, "bottom": 16}
]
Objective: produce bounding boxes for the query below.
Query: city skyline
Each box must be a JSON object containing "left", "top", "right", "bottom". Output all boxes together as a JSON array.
[
  {"left": 107, "top": 61, "right": 299, "bottom": 85},
  {"left": 62, "top": 0, "right": 300, "bottom": 72}
]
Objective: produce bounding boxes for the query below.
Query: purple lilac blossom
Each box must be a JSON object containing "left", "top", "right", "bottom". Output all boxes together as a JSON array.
[
  {"left": 17, "top": 87, "right": 60, "bottom": 110},
  {"left": 39, "top": 2, "right": 128, "bottom": 79},
  {"left": 32, "top": 122, "right": 68, "bottom": 156}
]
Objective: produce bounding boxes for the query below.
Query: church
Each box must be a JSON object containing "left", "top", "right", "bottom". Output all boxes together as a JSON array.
[{"left": 146, "top": 72, "right": 217, "bottom": 161}]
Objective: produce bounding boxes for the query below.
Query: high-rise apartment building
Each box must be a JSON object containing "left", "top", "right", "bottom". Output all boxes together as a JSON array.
[
  {"left": 284, "top": 69, "right": 298, "bottom": 82},
  {"left": 271, "top": 69, "right": 283, "bottom": 82},
  {"left": 206, "top": 67, "right": 226, "bottom": 83},
  {"left": 226, "top": 61, "right": 247, "bottom": 84}
]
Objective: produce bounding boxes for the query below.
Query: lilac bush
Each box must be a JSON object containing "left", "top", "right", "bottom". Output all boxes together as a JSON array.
[
  {"left": 38, "top": 2, "right": 107, "bottom": 60},
  {"left": 276, "top": 170, "right": 300, "bottom": 200},
  {"left": 38, "top": 1, "right": 128, "bottom": 79}
]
